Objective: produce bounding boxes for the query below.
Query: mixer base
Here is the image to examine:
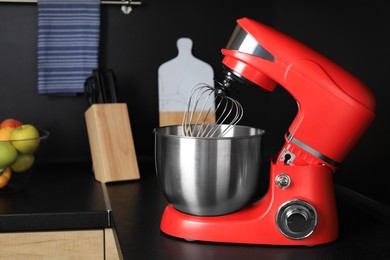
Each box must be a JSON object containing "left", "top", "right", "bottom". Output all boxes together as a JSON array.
[{"left": 160, "top": 162, "right": 339, "bottom": 245}]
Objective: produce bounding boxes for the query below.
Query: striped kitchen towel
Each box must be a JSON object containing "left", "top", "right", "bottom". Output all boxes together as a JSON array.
[{"left": 37, "top": 0, "right": 100, "bottom": 95}]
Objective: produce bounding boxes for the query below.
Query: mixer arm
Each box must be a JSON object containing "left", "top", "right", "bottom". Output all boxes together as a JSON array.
[
  {"left": 279, "top": 58, "right": 375, "bottom": 169},
  {"left": 221, "top": 17, "right": 376, "bottom": 170}
]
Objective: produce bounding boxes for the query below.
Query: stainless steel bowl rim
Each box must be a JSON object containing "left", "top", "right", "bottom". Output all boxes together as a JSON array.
[{"left": 153, "top": 124, "right": 265, "bottom": 140}]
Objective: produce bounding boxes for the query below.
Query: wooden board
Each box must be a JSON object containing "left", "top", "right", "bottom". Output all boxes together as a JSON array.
[
  {"left": 105, "top": 228, "right": 121, "bottom": 260},
  {"left": 0, "top": 230, "right": 104, "bottom": 259},
  {"left": 0, "top": 229, "right": 120, "bottom": 259},
  {"left": 85, "top": 103, "right": 140, "bottom": 183},
  {"left": 159, "top": 111, "right": 216, "bottom": 127},
  {"left": 158, "top": 37, "right": 215, "bottom": 126}
]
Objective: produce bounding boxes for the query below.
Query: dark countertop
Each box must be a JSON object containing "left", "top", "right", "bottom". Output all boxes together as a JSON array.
[
  {"left": 0, "top": 163, "right": 110, "bottom": 232},
  {"left": 107, "top": 162, "right": 390, "bottom": 260},
  {"left": 1, "top": 162, "right": 390, "bottom": 260}
]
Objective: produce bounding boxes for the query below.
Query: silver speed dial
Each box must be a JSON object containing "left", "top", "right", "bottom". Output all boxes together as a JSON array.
[{"left": 276, "top": 200, "right": 317, "bottom": 240}]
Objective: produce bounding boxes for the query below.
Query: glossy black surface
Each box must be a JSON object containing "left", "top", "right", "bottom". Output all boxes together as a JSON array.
[
  {"left": 0, "top": 163, "right": 110, "bottom": 232},
  {"left": 107, "top": 162, "right": 390, "bottom": 260},
  {"left": 1, "top": 162, "right": 389, "bottom": 259}
]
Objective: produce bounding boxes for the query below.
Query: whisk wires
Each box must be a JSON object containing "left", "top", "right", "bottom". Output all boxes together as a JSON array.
[{"left": 182, "top": 83, "right": 243, "bottom": 138}]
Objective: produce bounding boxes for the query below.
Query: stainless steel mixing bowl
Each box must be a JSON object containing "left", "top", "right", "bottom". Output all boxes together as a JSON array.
[{"left": 154, "top": 124, "right": 265, "bottom": 216}]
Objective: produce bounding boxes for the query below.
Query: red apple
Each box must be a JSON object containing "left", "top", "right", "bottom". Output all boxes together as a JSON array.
[{"left": 1, "top": 118, "right": 23, "bottom": 129}]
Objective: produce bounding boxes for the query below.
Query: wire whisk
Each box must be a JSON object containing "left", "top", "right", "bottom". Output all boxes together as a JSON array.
[{"left": 182, "top": 83, "right": 243, "bottom": 138}]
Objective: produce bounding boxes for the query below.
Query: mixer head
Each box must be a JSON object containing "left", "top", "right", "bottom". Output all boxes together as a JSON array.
[
  {"left": 181, "top": 80, "right": 243, "bottom": 138},
  {"left": 221, "top": 17, "right": 376, "bottom": 168}
]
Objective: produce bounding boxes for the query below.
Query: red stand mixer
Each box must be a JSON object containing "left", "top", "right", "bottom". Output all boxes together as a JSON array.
[{"left": 158, "top": 17, "right": 376, "bottom": 245}]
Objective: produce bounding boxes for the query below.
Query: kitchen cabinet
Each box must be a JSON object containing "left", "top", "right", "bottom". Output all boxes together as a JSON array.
[
  {"left": 0, "top": 229, "right": 118, "bottom": 259},
  {"left": 0, "top": 163, "right": 119, "bottom": 259}
]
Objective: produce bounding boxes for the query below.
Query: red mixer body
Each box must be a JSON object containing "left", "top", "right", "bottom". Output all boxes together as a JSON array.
[
  {"left": 222, "top": 17, "right": 375, "bottom": 169},
  {"left": 161, "top": 162, "right": 338, "bottom": 245},
  {"left": 160, "top": 17, "right": 376, "bottom": 245}
]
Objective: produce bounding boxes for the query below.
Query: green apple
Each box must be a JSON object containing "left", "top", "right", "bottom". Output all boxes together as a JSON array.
[
  {"left": 0, "top": 141, "right": 18, "bottom": 168},
  {"left": 11, "top": 124, "right": 40, "bottom": 154},
  {"left": 11, "top": 153, "right": 35, "bottom": 172}
]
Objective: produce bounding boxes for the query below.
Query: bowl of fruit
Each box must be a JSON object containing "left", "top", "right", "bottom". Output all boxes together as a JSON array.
[{"left": 0, "top": 118, "right": 49, "bottom": 193}]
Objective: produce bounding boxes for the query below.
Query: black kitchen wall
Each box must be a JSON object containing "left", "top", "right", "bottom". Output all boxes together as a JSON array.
[{"left": 0, "top": 0, "right": 388, "bottom": 206}]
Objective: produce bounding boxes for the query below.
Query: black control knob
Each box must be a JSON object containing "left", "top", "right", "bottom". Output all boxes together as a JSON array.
[{"left": 276, "top": 200, "right": 317, "bottom": 240}]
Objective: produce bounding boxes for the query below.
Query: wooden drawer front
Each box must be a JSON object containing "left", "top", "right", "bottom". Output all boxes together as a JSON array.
[{"left": 0, "top": 230, "right": 104, "bottom": 259}]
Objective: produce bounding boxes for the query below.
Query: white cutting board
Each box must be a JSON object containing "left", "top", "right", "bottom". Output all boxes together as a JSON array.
[{"left": 158, "top": 37, "right": 215, "bottom": 126}]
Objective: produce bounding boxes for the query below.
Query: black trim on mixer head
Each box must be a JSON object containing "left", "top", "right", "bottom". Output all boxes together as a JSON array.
[
  {"left": 221, "top": 65, "right": 271, "bottom": 93},
  {"left": 214, "top": 78, "right": 230, "bottom": 96}
]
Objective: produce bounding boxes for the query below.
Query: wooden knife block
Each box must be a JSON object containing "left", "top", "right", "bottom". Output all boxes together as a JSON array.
[{"left": 85, "top": 103, "right": 140, "bottom": 183}]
